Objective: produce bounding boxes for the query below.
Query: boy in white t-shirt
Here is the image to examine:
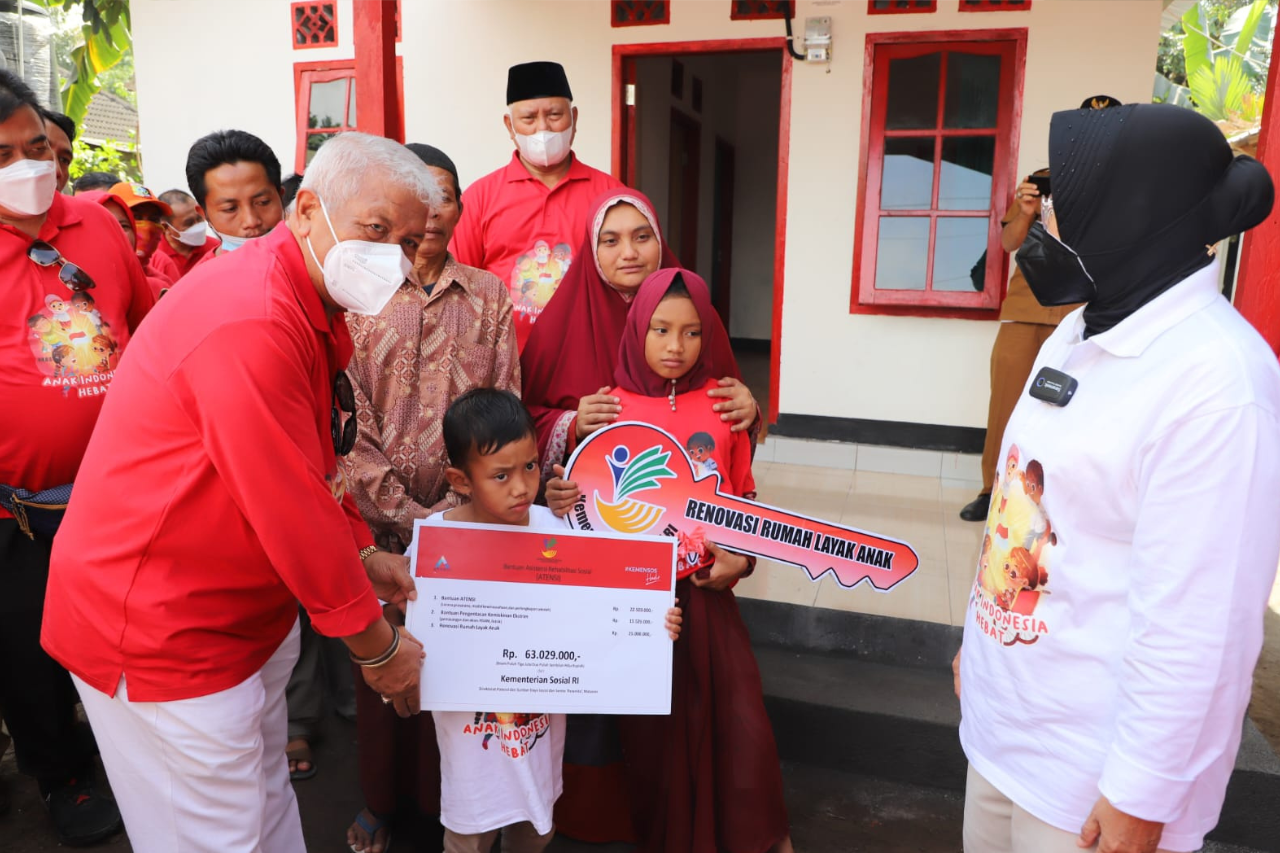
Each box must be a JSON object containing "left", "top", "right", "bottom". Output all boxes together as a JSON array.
[{"left": 429, "top": 388, "right": 682, "bottom": 853}]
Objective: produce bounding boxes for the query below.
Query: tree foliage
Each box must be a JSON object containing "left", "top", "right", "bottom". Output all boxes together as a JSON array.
[
  {"left": 68, "top": 135, "right": 139, "bottom": 183},
  {"left": 32, "top": 0, "right": 132, "bottom": 126},
  {"left": 1155, "top": 0, "right": 1274, "bottom": 122}
]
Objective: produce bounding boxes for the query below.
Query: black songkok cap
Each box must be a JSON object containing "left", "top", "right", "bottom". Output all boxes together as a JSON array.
[
  {"left": 1080, "top": 94, "right": 1122, "bottom": 110},
  {"left": 507, "top": 61, "right": 573, "bottom": 105}
]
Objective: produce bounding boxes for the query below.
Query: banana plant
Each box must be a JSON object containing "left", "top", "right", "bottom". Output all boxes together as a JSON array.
[
  {"left": 32, "top": 0, "right": 131, "bottom": 126},
  {"left": 1156, "top": 0, "right": 1272, "bottom": 122}
]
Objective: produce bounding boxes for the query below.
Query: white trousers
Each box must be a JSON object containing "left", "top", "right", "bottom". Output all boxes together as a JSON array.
[
  {"left": 73, "top": 620, "right": 305, "bottom": 853},
  {"left": 963, "top": 765, "right": 1183, "bottom": 853}
]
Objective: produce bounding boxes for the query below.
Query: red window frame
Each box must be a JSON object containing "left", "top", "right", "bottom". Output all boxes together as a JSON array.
[
  {"left": 867, "top": 1, "right": 937, "bottom": 15},
  {"left": 959, "top": 0, "right": 1032, "bottom": 11},
  {"left": 293, "top": 59, "right": 405, "bottom": 172},
  {"left": 291, "top": 2, "right": 338, "bottom": 50},
  {"left": 851, "top": 29, "right": 1026, "bottom": 316},
  {"left": 731, "top": 1, "right": 793, "bottom": 20},
  {"left": 611, "top": 1, "right": 670, "bottom": 27}
]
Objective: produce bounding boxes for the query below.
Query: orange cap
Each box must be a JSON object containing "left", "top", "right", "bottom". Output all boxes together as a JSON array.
[{"left": 108, "top": 182, "right": 173, "bottom": 217}]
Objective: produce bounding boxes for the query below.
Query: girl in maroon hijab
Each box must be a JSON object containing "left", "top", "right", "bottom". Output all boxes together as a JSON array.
[{"left": 609, "top": 269, "right": 792, "bottom": 853}]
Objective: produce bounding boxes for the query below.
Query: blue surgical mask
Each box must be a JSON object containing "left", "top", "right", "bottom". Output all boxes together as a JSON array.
[{"left": 212, "top": 228, "right": 251, "bottom": 253}]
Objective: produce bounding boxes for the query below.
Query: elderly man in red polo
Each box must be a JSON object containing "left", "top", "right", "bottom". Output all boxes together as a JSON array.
[{"left": 41, "top": 132, "right": 440, "bottom": 853}]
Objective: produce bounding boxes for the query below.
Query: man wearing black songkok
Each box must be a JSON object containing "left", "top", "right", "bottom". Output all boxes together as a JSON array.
[
  {"left": 450, "top": 61, "right": 624, "bottom": 352},
  {"left": 954, "top": 103, "right": 1280, "bottom": 853}
]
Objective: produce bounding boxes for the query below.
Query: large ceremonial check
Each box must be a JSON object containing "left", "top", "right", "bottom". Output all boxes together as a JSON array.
[{"left": 406, "top": 520, "right": 678, "bottom": 715}]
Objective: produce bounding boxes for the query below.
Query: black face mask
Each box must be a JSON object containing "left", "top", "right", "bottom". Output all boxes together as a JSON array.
[{"left": 1014, "top": 221, "right": 1095, "bottom": 307}]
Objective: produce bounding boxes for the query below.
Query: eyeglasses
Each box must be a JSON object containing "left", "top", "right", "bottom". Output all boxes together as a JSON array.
[
  {"left": 28, "top": 241, "right": 97, "bottom": 292},
  {"left": 332, "top": 371, "right": 357, "bottom": 457}
]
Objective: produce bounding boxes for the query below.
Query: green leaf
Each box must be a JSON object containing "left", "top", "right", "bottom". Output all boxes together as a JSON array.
[
  {"left": 1221, "top": 0, "right": 1267, "bottom": 57},
  {"left": 1188, "top": 56, "right": 1252, "bottom": 121},
  {"left": 1182, "top": 3, "right": 1212, "bottom": 81}
]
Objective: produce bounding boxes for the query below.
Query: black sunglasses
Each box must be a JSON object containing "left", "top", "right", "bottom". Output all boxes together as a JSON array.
[
  {"left": 28, "top": 241, "right": 97, "bottom": 292},
  {"left": 332, "top": 371, "right": 357, "bottom": 457}
]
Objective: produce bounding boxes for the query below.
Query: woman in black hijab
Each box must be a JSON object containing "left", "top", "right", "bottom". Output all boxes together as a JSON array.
[
  {"left": 1015, "top": 102, "right": 1273, "bottom": 336},
  {"left": 956, "top": 104, "right": 1280, "bottom": 853}
]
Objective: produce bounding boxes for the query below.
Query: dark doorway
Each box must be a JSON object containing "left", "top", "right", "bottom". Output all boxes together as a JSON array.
[
  {"left": 710, "top": 137, "right": 736, "bottom": 327},
  {"left": 667, "top": 108, "right": 701, "bottom": 269}
]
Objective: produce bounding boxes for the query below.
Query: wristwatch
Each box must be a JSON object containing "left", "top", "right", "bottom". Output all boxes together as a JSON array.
[{"left": 359, "top": 545, "right": 380, "bottom": 563}]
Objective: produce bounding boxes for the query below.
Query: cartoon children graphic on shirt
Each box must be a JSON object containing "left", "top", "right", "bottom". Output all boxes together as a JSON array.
[
  {"left": 471, "top": 711, "right": 548, "bottom": 758},
  {"left": 46, "top": 294, "right": 74, "bottom": 330},
  {"left": 686, "top": 432, "right": 719, "bottom": 479},
  {"left": 509, "top": 240, "right": 569, "bottom": 318},
  {"left": 90, "top": 334, "right": 118, "bottom": 373},
  {"left": 70, "top": 291, "right": 104, "bottom": 336},
  {"left": 978, "top": 446, "right": 1057, "bottom": 615},
  {"left": 552, "top": 242, "right": 572, "bottom": 276},
  {"left": 27, "top": 314, "right": 65, "bottom": 356},
  {"left": 50, "top": 344, "right": 80, "bottom": 378}
]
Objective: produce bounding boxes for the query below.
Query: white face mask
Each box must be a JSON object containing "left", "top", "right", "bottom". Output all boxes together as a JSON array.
[
  {"left": 305, "top": 195, "right": 411, "bottom": 316},
  {"left": 173, "top": 219, "right": 208, "bottom": 248},
  {"left": 0, "top": 158, "right": 57, "bottom": 217},
  {"left": 514, "top": 122, "right": 574, "bottom": 169}
]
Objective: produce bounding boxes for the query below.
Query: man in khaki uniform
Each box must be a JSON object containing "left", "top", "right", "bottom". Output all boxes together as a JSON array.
[{"left": 959, "top": 96, "right": 1121, "bottom": 522}]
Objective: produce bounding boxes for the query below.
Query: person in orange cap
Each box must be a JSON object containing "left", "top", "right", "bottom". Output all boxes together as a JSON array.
[{"left": 108, "top": 182, "right": 179, "bottom": 286}]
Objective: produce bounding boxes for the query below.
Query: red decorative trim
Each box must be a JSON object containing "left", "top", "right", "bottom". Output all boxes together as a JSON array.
[
  {"left": 1234, "top": 25, "right": 1280, "bottom": 356},
  {"left": 867, "top": 1, "right": 937, "bottom": 15},
  {"left": 293, "top": 57, "right": 404, "bottom": 172},
  {"left": 612, "top": 38, "right": 790, "bottom": 421},
  {"left": 353, "top": 0, "right": 403, "bottom": 143},
  {"left": 291, "top": 2, "right": 337, "bottom": 49},
  {"left": 731, "top": 1, "right": 793, "bottom": 20},
  {"left": 395, "top": 0, "right": 402, "bottom": 42},
  {"left": 959, "top": 0, "right": 1032, "bottom": 11},
  {"left": 849, "top": 28, "right": 1027, "bottom": 317},
  {"left": 611, "top": 0, "right": 670, "bottom": 27}
]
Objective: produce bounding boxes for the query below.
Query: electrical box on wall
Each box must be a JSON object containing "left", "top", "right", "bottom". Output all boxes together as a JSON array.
[{"left": 805, "top": 16, "right": 832, "bottom": 63}]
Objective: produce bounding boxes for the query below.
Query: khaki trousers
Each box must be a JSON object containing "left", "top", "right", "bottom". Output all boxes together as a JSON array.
[
  {"left": 980, "top": 322, "right": 1057, "bottom": 493},
  {"left": 963, "top": 766, "right": 1183, "bottom": 853},
  {"left": 443, "top": 821, "right": 554, "bottom": 853}
]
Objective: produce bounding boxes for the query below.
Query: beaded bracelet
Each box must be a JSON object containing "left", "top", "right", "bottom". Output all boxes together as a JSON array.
[{"left": 351, "top": 624, "right": 400, "bottom": 668}]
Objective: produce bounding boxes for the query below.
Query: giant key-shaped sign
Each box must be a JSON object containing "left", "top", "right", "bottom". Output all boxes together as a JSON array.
[{"left": 564, "top": 422, "right": 919, "bottom": 590}]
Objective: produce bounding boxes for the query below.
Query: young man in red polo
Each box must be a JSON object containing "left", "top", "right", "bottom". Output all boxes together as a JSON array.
[{"left": 0, "top": 69, "right": 152, "bottom": 847}]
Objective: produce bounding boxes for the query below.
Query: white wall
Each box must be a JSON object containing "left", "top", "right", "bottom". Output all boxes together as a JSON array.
[
  {"left": 132, "top": 0, "right": 1164, "bottom": 430},
  {"left": 132, "top": 0, "right": 355, "bottom": 195}
]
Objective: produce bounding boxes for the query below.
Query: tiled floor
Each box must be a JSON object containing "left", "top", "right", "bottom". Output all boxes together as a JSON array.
[{"left": 736, "top": 438, "right": 987, "bottom": 628}]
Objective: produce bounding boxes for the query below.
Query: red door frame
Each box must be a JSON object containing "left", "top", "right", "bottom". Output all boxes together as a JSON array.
[
  {"left": 1235, "top": 27, "right": 1280, "bottom": 356},
  {"left": 352, "top": 0, "right": 403, "bottom": 142},
  {"left": 613, "top": 39, "right": 792, "bottom": 423},
  {"left": 711, "top": 136, "right": 736, "bottom": 328}
]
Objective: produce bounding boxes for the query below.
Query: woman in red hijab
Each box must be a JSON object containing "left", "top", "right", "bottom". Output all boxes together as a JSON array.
[
  {"left": 609, "top": 268, "right": 792, "bottom": 853},
  {"left": 521, "top": 189, "right": 759, "bottom": 482},
  {"left": 80, "top": 191, "right": 174, "bottom": 300}
]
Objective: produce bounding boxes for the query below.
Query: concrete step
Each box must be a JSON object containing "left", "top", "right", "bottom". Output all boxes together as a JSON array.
[{"left": 755, "top": 645, "right": 1280, "bottom": 853}]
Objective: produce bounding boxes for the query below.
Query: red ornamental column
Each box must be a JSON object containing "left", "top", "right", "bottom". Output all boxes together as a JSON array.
[
  {"left": 1234, "top": 31, "right": 1280, "bottom": 355},
  {"left": 353, "top": 0, "right": 402, "bottom": 142}
]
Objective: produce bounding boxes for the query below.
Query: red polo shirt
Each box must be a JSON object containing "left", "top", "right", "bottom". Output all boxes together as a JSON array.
[
  {"left": 451, "top": 152, "right": 622, "bottom": 349},
  {"left": 152, "top": 233, "right": 219, "bottom": 280},
  {"left": 0, "top": 193, "right": 152, "bottom": 520},
  {"left": 42, "top": 223, "right": 381, "bottom": 702}
]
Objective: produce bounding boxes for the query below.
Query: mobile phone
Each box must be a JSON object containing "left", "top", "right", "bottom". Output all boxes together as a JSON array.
[{"left": 1027, "top": 175, "right": 1051, "bottom": 198}]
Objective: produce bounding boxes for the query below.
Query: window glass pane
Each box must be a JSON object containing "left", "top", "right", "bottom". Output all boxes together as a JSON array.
[
  {"left": 944, "top": 53, "right": 1001, "bottom": 129},
  {"left": 881, "top": 137, "right": 936, "bottom": 210},
  {"left": 346, "top": 79, "right": 358, "bottom": 127},
  {"left": 306, "top": 131, "right": 339, "bottom": 164},
  {"left": 875, "top": 217, "right": 930, "bottom": 290},
  {"left": 933, "top": 217, "right": 989, "bottom": 291},
  {"left": 885, "top": 53, "right": 941, "bottom": 130},
  {"left": 938, "top": 136, "right": 994, "bottom": 210},
  {"left": 308, "top": 78, "right": 348, "bottom": 129}
]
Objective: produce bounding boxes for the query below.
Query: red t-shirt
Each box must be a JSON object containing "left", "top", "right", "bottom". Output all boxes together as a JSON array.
[
  {"left": 613, "top": 381, "right": 756, "bottom": 577},
  {"left": 152, "top": 234, "right": 219, "bottom": 280},
  {"left": 450, "top": 152, "right": 623, "bottom": 350},
  {"left": 41, "top": 223, "right": 381, "bottom": 702},
  {"left": 0, "top": 193, "right": 153, "bottom": 519}
]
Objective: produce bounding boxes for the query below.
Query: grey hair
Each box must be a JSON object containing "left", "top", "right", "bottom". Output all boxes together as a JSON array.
[{"left": 299, "top": 132, "right": 443, "bottom": 212}]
